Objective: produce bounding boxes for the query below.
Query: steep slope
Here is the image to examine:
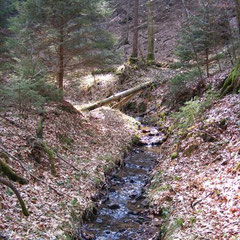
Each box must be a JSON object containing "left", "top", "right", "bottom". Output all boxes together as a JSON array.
[{"left": 0, "top": 106, "right": 138, "bottom": 239}]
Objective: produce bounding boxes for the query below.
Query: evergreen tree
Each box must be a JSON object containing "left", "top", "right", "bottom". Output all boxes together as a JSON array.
[
  {"left": 176, "top": 0, "right": 226, "bottom": 77},
  {"left": 0, "top": 0, "right": 13, "bottom": 71},
  {"left": 8, "top": 0, "right": 115, "bottom": 89}
]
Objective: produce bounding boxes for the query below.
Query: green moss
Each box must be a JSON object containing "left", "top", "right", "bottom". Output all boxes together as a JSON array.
[
  {"left": 171, "top": 152, "right": 178, "bottom": 159},
  {"left": 132, "top": 135, "right": 141, "bottom": 145},
  {"left": 0, "top": 159, "right": 28, "bottom": 184},
  {"left": 37, "top": 119, "right": 43, "bottom": 138},
  {"left": 42, "top": 142, "right": 56, "bottom": 176},
  {"left": 123, "top": 101, "right": 137, "bottom": 112},
  {"left": 221, "top": 61, "right": 240, "bottom": 96}
]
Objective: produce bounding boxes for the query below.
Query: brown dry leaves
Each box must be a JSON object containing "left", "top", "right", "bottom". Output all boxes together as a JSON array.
[
  {"left": 149, "top": 94, "right": 240, "bottom": 239},
  {"left": 0, "top": 106, "right": 138, "bottom": 239}
]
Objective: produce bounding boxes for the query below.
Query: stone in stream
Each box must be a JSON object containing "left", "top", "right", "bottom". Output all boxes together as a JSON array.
[{"left": 108, "top": 203, "right": 121, "bottom": 210}]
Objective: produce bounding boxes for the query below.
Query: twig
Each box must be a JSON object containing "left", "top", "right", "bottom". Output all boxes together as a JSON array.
[
  {"left": 56, "top": 153, "right": 80, "bottom": 172},
  {"left": 191, "top": 192, "right": 213, "bottom": 208},
  {"left": 0, "top": 115, "right": 23, "bottom": 129}
]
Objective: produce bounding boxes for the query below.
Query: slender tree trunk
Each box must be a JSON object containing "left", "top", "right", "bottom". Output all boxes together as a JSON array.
[
  {"left": 130, "top": 0, "right": 139, "bottom": 62},
  {"left": 125, "top": 0, "right": 130, "bottom": 43},
  {"left": 205, "top": 47, "right": 209, "bottom": 77},
  {"left": 235, "top": 0, "right": 240, "bottom": 34},
  {"left": 181, "top": 0, "right": 203, "bottom": 80},
  {"left": 147, "top": 0, "right": 155, "bottom": 63},
  {"left": 58, "top": 22, "right": 64, "bottom": 89}
]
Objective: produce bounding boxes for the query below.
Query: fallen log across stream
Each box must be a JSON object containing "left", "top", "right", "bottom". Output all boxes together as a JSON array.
[{"left": 78, "top": 80, "right": 158, "bottom": 111}]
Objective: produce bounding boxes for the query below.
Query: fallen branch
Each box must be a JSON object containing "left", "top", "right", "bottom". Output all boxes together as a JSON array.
[
  {"left": 0, "top": 177, "right": 29, "bottom": 216},
  {"left": 191, "top": 192, "right": 213, "bottom": 208},
  {"left": 56, "top": 153, "right": 80, "bottom": 172}
]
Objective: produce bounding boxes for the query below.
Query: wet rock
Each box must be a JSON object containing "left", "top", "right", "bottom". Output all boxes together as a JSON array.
[
  {"left": 108, "top": 204, "right": 120, "bottom": 210},
  {"left": 96, "top": 218, "right": 103, "bottom": 223},
  {"left": 129, "top": 193, "right": 137, "bottom": 199},
  {"left": 108, "top": 187, "right": 116, "bottom": 192},
  {"left": 101, "top": 196, "right": 109, "bottom": 204},
  {"left": 152, "top": 218, "right": 162, "bottom": 227},
  {"left": 128, "top": 210, "right": 138, "bottom": 215},
  {"left": 136, "top": 195, "right": 145, "bottom": 201}
]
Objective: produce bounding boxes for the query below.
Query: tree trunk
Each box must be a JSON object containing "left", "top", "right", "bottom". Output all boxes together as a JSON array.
[
  {"left": 57, "top": 23, "right": 64, "bottom": 89},
  {"left": 125, "top": 0, "right": 130, "bottom": 44},
  {"left": 181, "top": 0, "right": 203, "bottom": 80},
  {"left": 130, "top": 0, "right": 139, "bottom": 62},
  {"left": 206, "top": 47, "right": 209, "bottom": 77},
  {"left": 115, "top": 1, "right": 131, "bottom": 50},
  {"left": 235, "top": 0, "right": 240, "bottom": 34},
  {"left": 78, "top": 80, "right": 157, "bottom": 111},
  {"left": 147, "top": 0, "right": 155, "bottom": 63}
]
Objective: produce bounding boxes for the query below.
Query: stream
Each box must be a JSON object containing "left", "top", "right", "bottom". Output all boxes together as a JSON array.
[{"left": 81, "top": 127, "right": 164, "bottom": 240}]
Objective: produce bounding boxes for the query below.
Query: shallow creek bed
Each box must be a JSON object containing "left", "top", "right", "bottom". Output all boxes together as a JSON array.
[{"left": 79, "top": 127, "right": 165, "bottom": 240}]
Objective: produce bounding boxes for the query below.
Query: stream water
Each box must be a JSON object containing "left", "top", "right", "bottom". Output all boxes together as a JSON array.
[{"left": 81, "top": 127, "right": 163, "bottom": 240}]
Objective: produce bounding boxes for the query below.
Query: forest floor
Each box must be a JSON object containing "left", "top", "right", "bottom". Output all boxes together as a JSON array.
[
  {"left": 148, "top": 94, "right": 240, "bottom": 239},
  {"left": 0, "top": 106, "right": 138, "bottom": 239}
]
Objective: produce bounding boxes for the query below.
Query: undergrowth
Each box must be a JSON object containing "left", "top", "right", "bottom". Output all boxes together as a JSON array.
[{"left": 172, "top": 90, "right": 219, "bottom": 130}]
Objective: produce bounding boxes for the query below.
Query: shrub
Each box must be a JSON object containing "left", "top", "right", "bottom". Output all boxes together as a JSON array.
[
  {"left": 172, "top": 97, "right": 201, "bottom": 129},
  {"left": 172, "top": 90, "right": 218, "bottom": 130}
]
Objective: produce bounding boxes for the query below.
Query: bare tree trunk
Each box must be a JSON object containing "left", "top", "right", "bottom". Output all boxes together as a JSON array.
[
  {"left": 125, "top": 0, "right": 130, "bottom": 43},
  {"left": 205, "top": 47, "right": 210, "bottom": 77},
  {"left": 147, "top": 0, "right": 155, "bottom": 63},
  {"left": 57, "top": 19, "right": 64, "bottom": 89},
  {"left": 130, "top": 0, "right": 139, "bottom": 62},
  {"left": 181, "top": 0, "right": 203, "bottom": 80},
  {"left": 235, "top": 0, "right": 240, "bottom": 34}
]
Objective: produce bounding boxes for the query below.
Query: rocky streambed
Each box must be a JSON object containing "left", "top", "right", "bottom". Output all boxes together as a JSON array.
[{"left": 80, "top": 127, "right": 165, "bottom": 240}]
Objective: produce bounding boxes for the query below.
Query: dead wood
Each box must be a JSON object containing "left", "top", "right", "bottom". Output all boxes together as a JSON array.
[
  {"left": 0, "top": 177, "right": 29, "bottom": 216},
  {"left": 0, "top": 145, "right": 63, "bottom": 196},
  {"left": 79, "top": 80, "right": 158, "bottom": 111}
]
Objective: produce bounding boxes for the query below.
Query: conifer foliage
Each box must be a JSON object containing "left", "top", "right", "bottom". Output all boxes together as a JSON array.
[
  {"left": 0, "top": 0, "right": 12, "bottom": 70},
  {"left": 176, "top": 0, "right": 227, "bottom": 77},
  {"left": 8, "top": 0, "right": 115, "bottom": 89}
]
